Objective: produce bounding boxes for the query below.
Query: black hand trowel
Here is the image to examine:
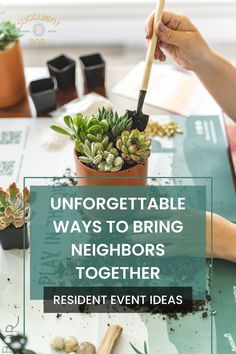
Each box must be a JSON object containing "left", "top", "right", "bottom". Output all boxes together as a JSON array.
[{"left": 127, "top": 0, "right": 165, "bottom": 131}]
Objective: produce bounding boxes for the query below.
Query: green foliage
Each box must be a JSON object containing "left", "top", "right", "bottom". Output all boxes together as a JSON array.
[
  {"left": 78, "top": 138, "right": 106, "bottom": 166},
  {"left": 116, "top": 129, "right": 151, "bottom": 164},
  {"left": 51, "top": 108, "right": 132, "bottom": 148},
  {"left": 51, "top": 108, "right": 151, "bottom": 172},
  {"left": 98, "top": 152, "right": 124, "bottom": 172},
  {"left": 78, "top": 136, "right": 124, "bottom": 172},
  {"left": 51, "top": 113, "right": 109, "bottom": 149},
  {"left": 0, "top": 21, "right": 22, "bottom": 51},
  {"left": 0, "top": 183, "right": 30, "bottom": 230},
  {"left": 98, "top": 107, "right": 132, "bottom": 138}
]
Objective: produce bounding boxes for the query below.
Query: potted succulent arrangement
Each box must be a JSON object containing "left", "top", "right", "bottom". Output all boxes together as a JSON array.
[
  {"left": 0, "top": 21, "right": 26, "bottom": 108},
  {"left": 51, "top": 108, "right": 151, "bottom": 186},
  {"left": 0, "top": 183, "right": 30, "bottom": 250}
]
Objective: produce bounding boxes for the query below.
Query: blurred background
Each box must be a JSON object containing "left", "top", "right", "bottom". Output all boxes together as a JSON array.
[{"left": 1, "top": 0, "right": 236, "bottom": 66}]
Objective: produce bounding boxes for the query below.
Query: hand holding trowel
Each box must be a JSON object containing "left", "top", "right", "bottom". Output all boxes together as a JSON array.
[{"left": 127, "top": 0, "right": 165, "bottom": 131}]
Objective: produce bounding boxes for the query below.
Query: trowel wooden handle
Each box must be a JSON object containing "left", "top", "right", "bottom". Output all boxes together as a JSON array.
[
  {"left": 141, "top": 0, "right": 165, "bottom": 91},
  {"left": 97, "top": 325, "right": 123, "bottom": 354}
]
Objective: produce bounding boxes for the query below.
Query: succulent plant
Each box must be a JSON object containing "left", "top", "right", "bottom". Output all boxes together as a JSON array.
[
  {"left": 78, "top": 138, "right": 106, "bottom": 166},
  {"left": 0, "top": 21, "right": 22, "bottom": 51},
  {"left": 0, "top": 183, "right": 30, "bottom": 230},
  {"left": 98, "top": 152, "right": 124, "bottom": 172},
  {"left": 116, "top": 129, "right": 151, "bottom": 164},
  {"left": 51, "top": 108, "right": 152, "bottom": 173},
  {"left": 51, "top": 113, "right": 109, "bottom": 149},
  {"left": 98, "top": 107, "right": 133, "bottom": 138},
  {"left": 78, "top": 135, "right": 124, "bottom": 172},
  {"left": 51, "top": 109, "right": 133, "bottom": 153}
]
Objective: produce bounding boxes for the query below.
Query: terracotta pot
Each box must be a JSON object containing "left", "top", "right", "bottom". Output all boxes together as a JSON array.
[
  {"left": 0, "top": 41, "right": 26, "bottom": 108},
  {"left": 74, "top": 150, "right": 148, "bottom": 186}
]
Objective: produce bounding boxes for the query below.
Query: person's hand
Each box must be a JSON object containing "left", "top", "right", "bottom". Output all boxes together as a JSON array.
[
  {"left": 145, "top": 11, "right": 212, "bottom": 71},
  {"left": 206, "top": 212, "right": 236, "bottom": 263},
  {"left": 127, "top": 209, "right": 236, "bottom": 263}
]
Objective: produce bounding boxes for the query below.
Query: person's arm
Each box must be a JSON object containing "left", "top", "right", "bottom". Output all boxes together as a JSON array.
[
  {"left": 206, "top": 212, "right": 236, "bottom": 263},
  {"left": 145, "top": 11, "right": 236, "bottom": 121},
  {"left": 195, "top": 52, "right": 236, "bottom": 121}
]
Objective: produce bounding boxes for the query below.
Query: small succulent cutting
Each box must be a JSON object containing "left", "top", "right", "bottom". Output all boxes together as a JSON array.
[
  {"left": 51, "top": 108, "right": 151, "bottom": 173},
  {"left": 98, "top": 107, "right": 132, "bottom": 138},
  {"left": 116, "top": 129, "right": 151, "bottom": 164},
  {"left": 0, "top": 183, "right": 30, "bottom": 230},
  {"left": 78, "top": 136, "right": 124, "bottom": 172},
  {"left": 0, "top": 21, "right": 22, "bottom": 51}
]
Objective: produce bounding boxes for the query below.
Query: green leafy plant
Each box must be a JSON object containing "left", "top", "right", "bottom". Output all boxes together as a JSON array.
[
  {"left": 51, "top": 113, "right": 109, "bottom": 151},
  {"left": 78, "top": 138, "right": 106, "bottom": 166},
  {"left": 130, "top": 341, "right": 149, "bottom": 354},
  {"left": 51, "top": 109, "right": 132, "bottom": 147},
  {"left": 78, "top": 136, "right": 124, "bottom": 172},
  {"left": 0, "top": 21, "right": 22, "bottom": 51},
  {"left": 98, "top": 148, "right": 124, "bottom": 172},
  {"left": 51, "top": 108, "right": 151, "bottom": 173},
  {"left": 98, "top": 107, "right": 132, "bottom": 138},
  {"left": 116, "top": 129, "right": 151, "bottom": 164},
  {"left": 0, "top": 183, "right": 30, "bottom": 230}
]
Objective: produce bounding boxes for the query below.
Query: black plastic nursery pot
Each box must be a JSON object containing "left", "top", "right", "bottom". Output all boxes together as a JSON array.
[
  {"left": 0, "top": 225, "right": 29, "bottom": 251},
  {"left": 47, "top": 54, "right": 76, "bottom": 90},
  {"left": 79, "top": 53, "right": 105, "bottom": 89},
  {"left": 29, "top": 77, "right": 57, "bottom": 115}
]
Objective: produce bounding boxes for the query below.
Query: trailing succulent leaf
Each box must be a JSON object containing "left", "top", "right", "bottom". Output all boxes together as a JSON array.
[
  {"left": 51, "top": 113, "right": 109, "bottom": 148},
  {"left": 116, "top": 129, "right": 151, "bottom": 164},
  {"left": 98, "top": 107, "right": 133, "bottom": 138},
  {"left": 78, "top": 136, "right": 124, "bottom": 172},
  {"left": 0, "top": 183, "right": 30, "bottom": 230},
  {"left": 130, "top": 341, "right": 149, "bottom": 354},
  {"left": 0, "top": 21, "right": 22, "bottom": 51}
]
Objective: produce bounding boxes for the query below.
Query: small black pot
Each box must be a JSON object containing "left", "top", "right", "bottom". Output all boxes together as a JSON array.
[
  {"left": 79, "top": 53, "right": 105, "bottom": 89},
  {"left": 47, "top": 54, "right": 76, "bottom": 90},
  {"left": 29, "top": 77, "right": 57, "bottom": 115},
  {"left": 0, "top": 225, "right": 29, "bottom": 250}
]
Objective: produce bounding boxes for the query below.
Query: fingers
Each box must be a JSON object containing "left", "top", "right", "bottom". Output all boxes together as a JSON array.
[
  {"left": 145, "top": 10, "right": 193, "bottom": 38},
  {"left": 145, "top": 11, "right": 154, "bottom": 39},
  {"left": 145, "top": 18, "right": 166, "bottom": 62},
  {"left": 156, "top": 21, "right": 183, "bottom": 47},
  {"left": 154, "top": 44, "right": 166, "bottom": 62},
  {"left": 159, "top": 41, "right": 169, "bottom": 50},
  {"left": 162, "top": 11, "right": 195, "bottom": 31},
  {"left": 145, "top": 10, "right": 193, "bottom": 61},
  {"left": 145, "top": 10, "right": 181, "bottom": 39}
]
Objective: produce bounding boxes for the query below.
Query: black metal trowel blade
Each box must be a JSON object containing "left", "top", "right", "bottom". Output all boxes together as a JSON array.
[
  {"left": 127, "top": 90, "right": 149, "bottom": 131},
  {"left": 127, "top": 110, "right": 149, "bottom": 131}
]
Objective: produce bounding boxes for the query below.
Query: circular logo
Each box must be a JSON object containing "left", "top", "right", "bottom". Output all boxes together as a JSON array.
[{"left": 32, "top": 22, "right": 46, "bottom": 38}]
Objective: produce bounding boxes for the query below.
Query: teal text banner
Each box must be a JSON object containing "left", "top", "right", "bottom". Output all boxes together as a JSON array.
[{"left": 30, "top": 185, "right": 206, "bottom": 300}]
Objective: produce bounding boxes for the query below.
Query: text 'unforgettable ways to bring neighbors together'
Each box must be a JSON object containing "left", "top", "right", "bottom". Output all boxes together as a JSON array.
[{"left": 29, "top": 185, "right": 206, "bottom": 312}]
